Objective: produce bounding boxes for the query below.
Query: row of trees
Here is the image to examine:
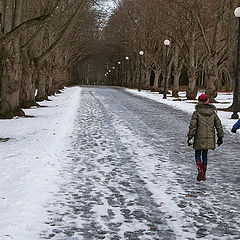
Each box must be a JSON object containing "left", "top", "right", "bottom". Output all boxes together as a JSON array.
[
  {"left": 102, "top": 0, "right": 240, "bottom": 105},
  {"left": 2, "top": 0, "right": 240, "bottom": 119},
  {"left": 0, "top": 0, "right": 104, "bottom": 118}
]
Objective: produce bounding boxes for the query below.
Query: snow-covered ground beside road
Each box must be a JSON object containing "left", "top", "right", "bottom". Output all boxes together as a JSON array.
[
  {"left": 126, "top": 89, "right": 238, "bottom": 133},
  {"left": 0, "top": 87, "right": 81, "bottom": 240}
]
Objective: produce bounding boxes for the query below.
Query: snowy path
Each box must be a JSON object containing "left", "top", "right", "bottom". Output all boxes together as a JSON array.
[{"left": 41, "top": 87, "right": 240, "bottom": 240}]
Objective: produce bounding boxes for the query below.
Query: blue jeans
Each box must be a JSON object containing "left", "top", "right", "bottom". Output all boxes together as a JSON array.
[{"left": 195, "top": 150, "right": 208, "bottom": 166}]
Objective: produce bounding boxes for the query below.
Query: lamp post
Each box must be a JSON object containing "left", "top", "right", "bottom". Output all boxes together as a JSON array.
[
  {"left": 232, "top": 7, "right": 240, "bottom": 119},
  {"left": 117, "top": 61, "right": 121, "bottom": 85},
  {"left": 125, "top": 57, "right": 129, "bottom": 86},
  {"left": 112, "top": 67, "right": 116, "bottom": 85},
  {"left": 108, "top": 69, "right": 111, "bottom": 85},
  {"left": 138, "top": 50, "right": 144, "bottom": 91},
  {"left": 105, "top": 72, "right": 109, "bottom": 85},
  {"left": 163, "top": 39, "right": 170, "bottom": 99}
]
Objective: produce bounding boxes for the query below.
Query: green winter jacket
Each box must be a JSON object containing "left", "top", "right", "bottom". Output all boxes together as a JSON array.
[{"left": 187, "top": 104, "right": 224, "bottom": 150}]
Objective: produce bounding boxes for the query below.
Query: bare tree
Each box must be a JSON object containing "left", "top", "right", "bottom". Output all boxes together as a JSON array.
[{"left": 0, "top": 0, "right": 99, "bottom": 118}]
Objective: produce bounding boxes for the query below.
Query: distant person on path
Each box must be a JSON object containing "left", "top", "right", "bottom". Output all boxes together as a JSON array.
[
  {"left": 187, "top": 94, "right": 224, "bottom": 181},
  {"left": 231, "top": 119, "right": 240, "bottom": 133}
]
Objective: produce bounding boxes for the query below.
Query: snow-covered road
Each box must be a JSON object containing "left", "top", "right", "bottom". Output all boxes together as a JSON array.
[{"left": 41, "top": 87, "right": 240, "bottom": 240}]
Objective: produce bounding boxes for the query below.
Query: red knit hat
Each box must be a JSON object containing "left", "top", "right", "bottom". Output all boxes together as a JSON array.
[{"left": 198, "top": 93, "right": 208, "bottom": 102}]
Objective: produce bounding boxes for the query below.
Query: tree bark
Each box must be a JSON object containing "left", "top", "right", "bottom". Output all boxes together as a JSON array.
[
  {"left": 186, "top": 68, "right": 198, "bottom": 100},
  {"left": 0, "top": 38, "right": 25, "bottom": 118},
  {"left": 153, "top": 70, "right": 161, "bottom": 91},
  {"left": 19, "top": 49, "right": 37, "bottom": 108},
  {"left": 172, "top": 45, "right": 184, "bottom": 97},
  {"left": 0, "top": 0, "right": 25, "bottom": 118},
  {"left": 45, "top": 63, "right": 54, "bottom": 95},
  {"left": 186, "top": 35, "right": 198, "bottom": 100},
  {"left": 205, "top": 57, "right": 218, "bottom": 102},
  {"left": 143, "top": 70, "right": 151, "bottom": 89},
  {"left": 35, "top": 60, "right": 48, "bottom": 101}
]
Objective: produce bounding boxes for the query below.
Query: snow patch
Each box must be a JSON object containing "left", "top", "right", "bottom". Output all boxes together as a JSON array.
[{"left": 0, "top": 87, "right": 81, "bottom": 240}]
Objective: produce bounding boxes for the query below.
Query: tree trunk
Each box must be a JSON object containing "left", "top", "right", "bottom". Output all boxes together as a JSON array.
[
  {"left": 0, "top": 0, "right": 25, "bottom": 118},
  {"left": 143, "top": 70, "right": 151, "bottom": 89},
  {"left": 0, "top": 39, "right": 25, "bottom": 118},
  {"left": 133, "top": 59, "right": 138, "bottom": 87},
  {"left": 35, "top": 60, "right": 48, "bottom": 101},
  {"left": 52, "top": 67, "right": 62, "bottom": 93},
  {"left": 205, "top": 58, "right": 218, "bottom": 102},
  {"left": 153, "top": 70, "right": 161, "bottom": 91},
  {"left": 19, "top": 49, "right": 37, "bottom": 108},
  {"left": 129, "top": 61, "right": 135, "bottom": 87},
  {"left": 45, "top": 63, "right": 54, "bottom": 95},
  {"left": 172, "top": 70, "right": 181, "bottom": 98},
  {"left": 186, "top": 42, "right": 198, "bottom": 100},
  {"left": 46, "top": 74, "right": 54, "bottom": 95},
  {"left": 186, "top": 74, "right": 198, "bottom": 100},
  {"left": 172, "top": 45, "right": 184, "bottom": 98},
  {"left": 58, "top": 68, "right": 65, "bottom": 90}
]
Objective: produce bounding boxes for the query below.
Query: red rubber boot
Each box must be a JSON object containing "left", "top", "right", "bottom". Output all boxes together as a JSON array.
[
  {"left": 196, "top": 161, "right": 204, "bottom": 181},
  {"left": 202, "top": 165, "right": 207, "bottom": 181}
]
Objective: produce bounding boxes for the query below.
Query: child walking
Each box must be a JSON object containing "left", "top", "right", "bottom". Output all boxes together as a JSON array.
[{"left": 187, "top": 94, "right": 224, "bottom": 181}]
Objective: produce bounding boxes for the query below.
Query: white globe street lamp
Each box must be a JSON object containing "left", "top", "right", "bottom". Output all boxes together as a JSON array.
[
  {"left": 138, "top": 50, "right": 144, "bottom": 91},
  {"left": 163, "top": 39, "right": 170, "bottom": 99},
  {"left": 234, "top": 7, "right": 240, "bottom": 17},
  {"left": 117, "top": 62, "right": 121, "bottom": 85},
  {"left": 164, "top": 39, "right": 170, "bottom": 46},
  {"left": 125, "top": 57, "right": 130, "bottom": 85}
]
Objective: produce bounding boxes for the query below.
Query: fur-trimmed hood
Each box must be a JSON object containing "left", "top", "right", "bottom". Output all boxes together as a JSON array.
[{"left": 195, "top": 104, "right": 217, "bottom": 116}]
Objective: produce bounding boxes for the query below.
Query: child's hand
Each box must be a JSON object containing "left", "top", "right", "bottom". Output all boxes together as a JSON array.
[
  {"left": 187, "top": 138, "right": 194, "bottom": 146},
  {"left": 217, "top": 137, "right": 223, "bottom": 146}
]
